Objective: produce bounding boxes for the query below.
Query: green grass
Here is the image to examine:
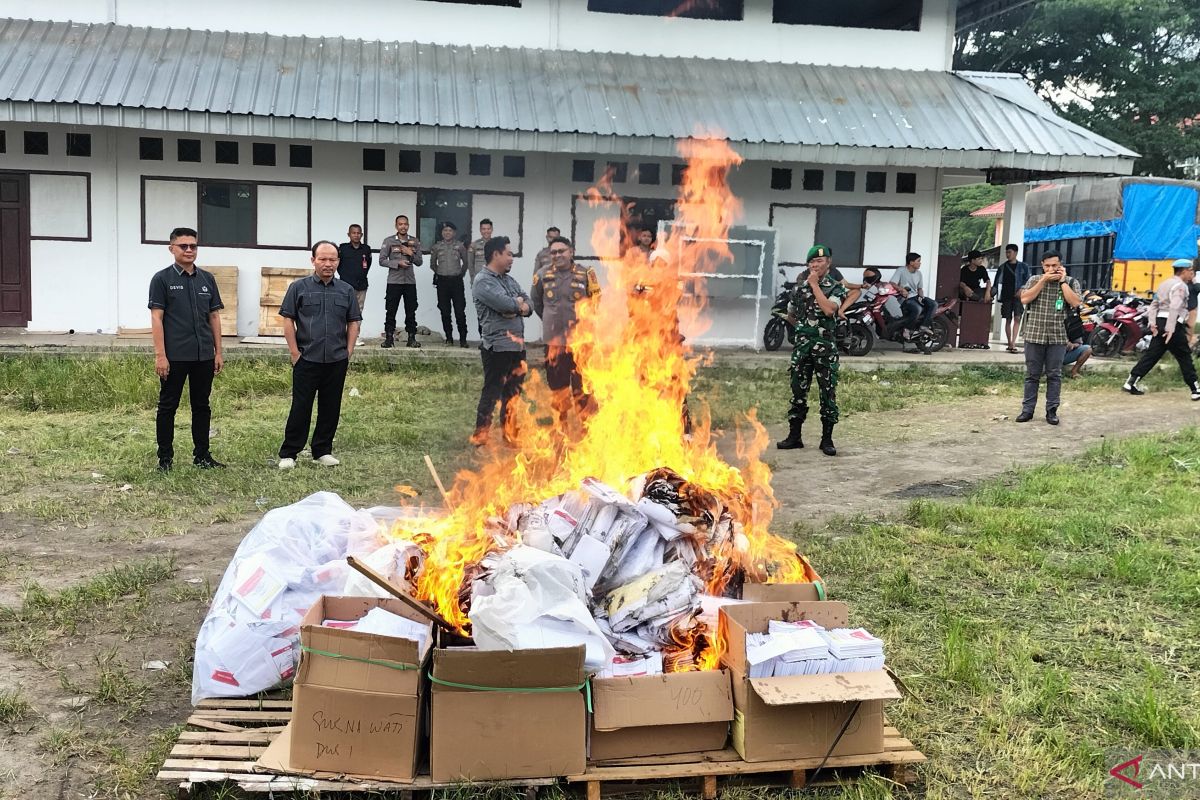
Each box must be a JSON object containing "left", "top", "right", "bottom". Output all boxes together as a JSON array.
[
  {"left": 799, "top": 429, "right": 1200, "bottom": 798},
  {"left": 0, "top": 690, "right": 32, "bottom": 723}
]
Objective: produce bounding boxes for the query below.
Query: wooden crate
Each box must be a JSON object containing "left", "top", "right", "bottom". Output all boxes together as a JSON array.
[
  {"left": 207, "top": 266, "right": 239, "bottom": 336},
  {"left": 258, "top": 267, "right": 308, "bottom": 337},
  {"left": 158, "top": 698, "right": 924, "bottom": 798}
]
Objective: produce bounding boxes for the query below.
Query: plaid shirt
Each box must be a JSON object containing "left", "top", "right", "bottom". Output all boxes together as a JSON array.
[{"left": 1021, "top": 275, "right": 1081, "bottom": 345}]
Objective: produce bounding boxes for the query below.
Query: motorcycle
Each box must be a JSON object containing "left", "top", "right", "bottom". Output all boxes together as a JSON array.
[
  {"left": 838, "top": 282, "right": 958, "bottom": 356},
  {"left": 1088, "top": 296, "right": 1151, "bottom": 357},
  {"left": 763, "top": 269, "right": 796, "bottom": 352}
]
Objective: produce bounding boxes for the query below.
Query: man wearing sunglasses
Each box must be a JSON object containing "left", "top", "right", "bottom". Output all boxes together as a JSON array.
[{"left": 148, "top": 227, "right": 226, "bottom": 471}]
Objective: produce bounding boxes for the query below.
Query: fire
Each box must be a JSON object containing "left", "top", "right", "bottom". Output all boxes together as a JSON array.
[{"left": 390, "top": 136, "right": 818, "bottom": 666}]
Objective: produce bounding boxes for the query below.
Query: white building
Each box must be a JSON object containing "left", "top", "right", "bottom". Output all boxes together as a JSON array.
[{"left": 0, "top": 0, "right": 1136, "bottom": 344}]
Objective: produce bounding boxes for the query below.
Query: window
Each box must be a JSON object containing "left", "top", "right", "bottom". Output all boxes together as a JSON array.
[
  {"left": 0, "top": 131, "right": 5, "bottom": 153},
  {"left": 815, "top": 207, "right": 863, "bottom": 265},
  {"left": 200, "top": 182, "right": 256, "bottom": 246},
  {"left": 638, "top": 163, "right": 661, "bottom": 185},
  {"left": 572, "top": 160, "right": 595, "bottom": 183},
  {"left": 803, "top": 169, "right": 824, "bottom": 191},
  {"left": 215, "top": 140, "right": 239, "bottom": 165},
  {"left": 178, "top": 139, "right": 201, "bottom": 163},
  {"left": 606, "top": 162, "right": 628, "bottom": 183},
  {"left": 896, "top": 172, "right": 917, "bottom": 194},
  {"left": 140, "top": 137, "right": 164, "bottom": 161},
  {"left": 66, "top": 133, "right": 92, "bottom": 158},
  {"left": 252, "top": 142, "right": 276, "bottom": 167},
  {"left": 24, "top": 131, "right": 49, "bottom": 155},
  {"left": 470, "top": 154, "right": 492, "bottom": 176},
  {"left": 416, "top": 188, "right": 473, "bottom": 248},
  {"left": 771, "top": 168, "right": 792, "bottom": 191},
  {"left": 671, "top": 164, "right": 686, "bottom": 186},
  {"left": 289, "top": 144, "right": 313, "bottom": 168},
  {"left": 398, "top": 150, "right": 422, "bottom": 173},
  {"left": 29, "top": 173, "right": 91, "bottom": 240},
  {"left": 365, "top": 187, "right": 524, "bottom": 257},
  {"left": 773, "top": 0, "right": 921, "bottom": 30},
  {"left": 835, "top": 170, "right": 855, "bottom": 192},
  {"left": 572, "top": 194, "right": 676, "bottom": 259},
  {"left": 434, "top": 152, "right": 458, "bottom": 175},
  {"left": 363, "top": 148, "right": 386, "bottom": 171},
  {"left": 503, "top": 155, "right": 526, "bottom": 178},
  {"left": 866, "top": 171, "right": 887, "bottom": 193},
  {"left": 424, "top": 0, "right": 520, "bottom": 5},
  {"left": 588, "top": 0, "right": 743, "bottom": 19}
]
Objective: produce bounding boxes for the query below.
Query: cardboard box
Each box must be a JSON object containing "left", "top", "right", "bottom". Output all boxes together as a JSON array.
[
  {"left": 720, "top": 601, "right": 900, "bottom": 763},
  {"left": 429, "top": 645, "right": 586, "bottom": 782},
  {"left": 286, "top": 596, "right": 433, "bottom": 782},
  {"left": 589, "top": 669, "right": 733, "bottom": 761},
  {"left": 741, "top": 582, "right": 823, "bottom": 602}
]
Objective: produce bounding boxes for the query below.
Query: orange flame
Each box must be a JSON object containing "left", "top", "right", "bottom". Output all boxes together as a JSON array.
[{"left": 389, "top": 136, "right": 818, "bottom": 665}]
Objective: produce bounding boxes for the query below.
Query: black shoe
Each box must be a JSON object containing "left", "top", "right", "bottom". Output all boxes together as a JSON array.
[
  {"left": 1045, "top": 409, "right": 1060, "bottom": 426},
  {"left": 776, "top": 418, "right": 804, "bottom": 450},
  {"left": 157, "top": 457, "right": 173, "bottom": 472},
  {"left": 1015, "top": 411, "right": 1034, "bottom": 423},
  {"left": 445, "top": 334, "right": 454, "bottom": 345},
  {"left": 459, "top": 336, "right": 469, "bottom": 348},
  {"left": 406, "top": 335, "right": 421, "bottom": 348},
  {"left": 194, "top": 454, "right": 226, "bottom": 469},
  {"left": 1122, "top": 377, "right": 1145, "bottom": 395},
  {"left": 819, "top": 422, "right": 836, "bottom": 456},
  {"left": 381, "top": 332, "right": 395, "bottom": 349}
]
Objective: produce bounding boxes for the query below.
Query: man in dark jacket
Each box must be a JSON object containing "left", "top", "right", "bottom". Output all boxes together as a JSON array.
[{"left": 337, "top": 224, "right": 372, "bottom": 347}]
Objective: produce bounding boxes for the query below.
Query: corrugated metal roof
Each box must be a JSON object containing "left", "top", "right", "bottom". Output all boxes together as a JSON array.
[{"left": 0, "top": 18, "right": 1137, "bottom": 173}]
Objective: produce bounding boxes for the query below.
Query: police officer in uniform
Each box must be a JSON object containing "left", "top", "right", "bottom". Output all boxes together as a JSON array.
[
  {"left": 777, "top": 245, "right": 847, "bottom": 456},
  {"left": 531, "top": 236, "right": 600, "bottom": 424},
  {"left": 466, "top": 218, "right": 493, "bottom": 286},
  {"left": 429, "top": 221, "right": 470, "bottom": 347},
  {"left": 378, "top": 214, "right": 423, "bottom": 348}
]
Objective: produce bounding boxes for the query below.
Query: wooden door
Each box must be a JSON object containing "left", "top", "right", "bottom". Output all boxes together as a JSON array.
[{"left": 0, "top": 172, "right": 31, "bottom": 327}]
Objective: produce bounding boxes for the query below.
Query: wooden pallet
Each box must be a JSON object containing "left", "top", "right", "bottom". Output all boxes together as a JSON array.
[{"left": 159, "top": 699, "right": 924, "bottom": 798}]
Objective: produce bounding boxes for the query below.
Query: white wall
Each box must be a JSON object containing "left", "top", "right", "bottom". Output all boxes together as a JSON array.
[{"left": 2, "top": 0, "right": 955, "bottom": 71}]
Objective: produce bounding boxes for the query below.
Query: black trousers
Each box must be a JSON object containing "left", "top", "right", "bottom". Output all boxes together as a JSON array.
[
  {"left": 475, "top": 349, "right": 526, "bottom": 433},
  {"left": 435, "top": 275, "right": 468, "bottom": 338},
  {"left": 384, "top": 284, "right": 419, "bottom": 335},
  {"left": 1131, "top": 320, "right": 1199, "bottom": 387},
  {"left": 280, "top": 358, "right": 349, "bottom": 459},
  {"left": 156, "top": 359, "right": 215, "bottom": 461}
]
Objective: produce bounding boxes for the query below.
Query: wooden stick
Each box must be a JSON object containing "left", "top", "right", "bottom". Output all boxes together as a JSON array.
[
  {"left": 424, "top": 454, "right": 450, "bottom": 508},
  {"left": 345, "top": 556, "right": 455, "bottom": 632}
]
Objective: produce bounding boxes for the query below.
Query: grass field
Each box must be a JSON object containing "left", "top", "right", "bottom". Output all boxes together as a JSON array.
[{"left": 0, "top": 355, "right": 1196, "bottom": 798}]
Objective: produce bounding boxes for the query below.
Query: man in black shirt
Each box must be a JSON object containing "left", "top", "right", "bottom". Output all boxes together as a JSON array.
[
  {"left": 147, "top": 226, "right": 226, "bottom": 472},
  {"left": 959, "top": 250, "right": 992, "bottom": 302},
  {"left": 337, "top": 224, "right": 372, "bottom": 347}
]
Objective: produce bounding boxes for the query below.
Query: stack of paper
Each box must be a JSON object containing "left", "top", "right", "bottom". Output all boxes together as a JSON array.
[
  {"left": 821, "top": 628, "right": 886, "bottom": 672},
  {"left": 744, "top": 621, "right": 887, "bottom": 677},
  {"left": 321, "top": 608, "right": 431, "bottom": 657},
  {"left": 596, "top": 652, "right": 665, "bottom": 678}
]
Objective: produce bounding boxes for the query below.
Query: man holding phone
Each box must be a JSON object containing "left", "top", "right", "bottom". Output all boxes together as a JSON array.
[{"left": 1016, "top": 251, "right": 1081, "bottom": 425}]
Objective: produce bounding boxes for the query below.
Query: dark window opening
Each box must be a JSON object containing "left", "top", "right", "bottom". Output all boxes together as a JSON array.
[
  {"left": 815, "top": 206, "right": 866, "bottom": 267},
  {"left": 896, "top": 172, "right": 917, "bottom": 194},
  {"left": 199, "top": 181, "right": 256, "bottom": 247},
  {"left": 866, "top": 171, "right": 887, "bottom": 193},
  {"left": 503, "top": 155, "right": 525, "bottom": 178},
  {"left": 66, "top": 133, "right": 92, "bottom": 157},
  {"left": 773, "top": 0, "right": 921, "bottom": 30},
  {"left": 252, "top": 142, "right": 276, "bottom": 167},
  {"left": 363, "top": 148, "right": 386, "bottom": 171},
  {"left": 638, "top": 163, "right": 661, "bottom": 185},
  {"left": 139, "top": 137, "right": 164, "bottom": 161},
  {"left": 622, "top": 197, "right": 677, "bottom": 240},
  {"left": 835, "top": 170, "right": 855, "bottom": 192},
  {"left": 434, "top": 152, "right": 458, "bottom": 175},
  {"left": 469, "top": 154, "right": 492, "bottom": 176},
  {"left": 416, "top": 188, "right": 473, "bottom": 251},
  {"left": 572, "top": 160, "right": 595, "bottom": 183},
  {"left": 0, "top": 131, "right": 5, "bottom": 153},
  {"left": 398, "top": 150, "right": 422, "bottom": 173},
  {"left": 24, "top": 131, "right": 49, "bottom": 155},
  {"left": 588, "top": 0, "right": 742, "bottom": 19},
  {"left": 178, "top": 139, "right": 202, "bottom": 163},
  {"left": 771, "top": 168, "right": 792, "bottom": 191},
  {"left": 671, "top": 164, "right": 686, "bottom": 186},
  {"left": 606, "top": 162, "right": 628, "bottom": 183},
  {"left": 215, "top": 140, "right": 239, "bottom": 165},
  {"left": 423, "top": 0, "right": 520, "bottom": 5},
  {"left": 803, "top": 169, "right": 824, "bottom": 191},
  {"left": 289, "top": 144, "right": 313, "bottom": 168}
]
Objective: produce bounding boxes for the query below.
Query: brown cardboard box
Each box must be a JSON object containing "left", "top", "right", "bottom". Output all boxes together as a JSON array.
[
  {"left": 741, "top": 583, "right": 822, "bottom": 602},
  {"left": 429, "top": 645, "right": 587, "bottom": 782},
  {"left": 589, "top": 669, "right": 734, "bottom": 761},
  {"left": 720, "top": 601, "right": 901, "bottom": 763},
  {"left": 286, "top": 596, "right": 433, "bottom": 782}
]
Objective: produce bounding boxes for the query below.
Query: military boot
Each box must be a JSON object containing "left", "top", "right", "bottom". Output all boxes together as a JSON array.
[
  {"left": 406, "top": 334, "right": 421, "bottom": 348},
  {"left": 819, "top": 422, "right": 837, "bottom": 456},
  {"left": 776, "top": 417, "right": 804, "bottom": 450},
  {"left": 381, "top": 329, "right": 395, "bottom": 349}
]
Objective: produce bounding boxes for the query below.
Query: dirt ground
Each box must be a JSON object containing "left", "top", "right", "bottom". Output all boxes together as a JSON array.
[{"left": 0, "top": 389, "right": 1196, "bottom": 798}]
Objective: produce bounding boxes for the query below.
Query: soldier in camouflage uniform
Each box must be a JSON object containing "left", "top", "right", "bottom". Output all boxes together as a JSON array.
[{"left": 777, "top": 245, "right": 847, "bottom": 456}]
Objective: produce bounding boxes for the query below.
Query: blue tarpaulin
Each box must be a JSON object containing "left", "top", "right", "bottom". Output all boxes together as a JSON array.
[
  {"left": 1025, "top": 220, "right": 1117, "bottom": 243},
  {"left": 1113, "top": 183, "right": 1200, "bottom": 260}
]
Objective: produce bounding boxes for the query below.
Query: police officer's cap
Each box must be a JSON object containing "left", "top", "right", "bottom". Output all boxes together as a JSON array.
[
  {"left": 806, "top": 245, "right": 832, "bottom": 262},
  {"left": 441, "top": 221, "right": 458, "bottom": 231}
]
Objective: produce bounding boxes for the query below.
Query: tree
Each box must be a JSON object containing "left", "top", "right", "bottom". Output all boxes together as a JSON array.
[
  {"left": 941, "top": 185, "right": 1003, "bottom": 255},
  {"left": 955, "top": 0, "right": 1200, "bottom": 177}
]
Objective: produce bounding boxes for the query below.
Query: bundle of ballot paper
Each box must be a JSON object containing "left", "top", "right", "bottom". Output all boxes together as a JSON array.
[{"left": 746, "top": 620, "right": 885, "bottom": 677}]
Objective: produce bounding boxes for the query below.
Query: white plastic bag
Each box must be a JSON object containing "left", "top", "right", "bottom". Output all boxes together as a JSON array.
[{"left": 191, "top": 492, "right": 384, "bottom": 704}]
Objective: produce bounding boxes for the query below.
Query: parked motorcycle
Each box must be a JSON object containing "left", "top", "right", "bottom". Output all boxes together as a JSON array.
[
  {"left": 838, "top": 283, "right": 957, "bottom": 356},
  {"left": 1088, "top": 296, "right": 1150, "bottom": 357},
  {"left": 763, "top": 269, "right": 796, "bottom": 352}
]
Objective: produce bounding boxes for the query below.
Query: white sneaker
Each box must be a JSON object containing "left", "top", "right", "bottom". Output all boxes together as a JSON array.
[
  {"left": 278, "top": 457, "right": 296, "bottom": 470},
  {"left": 315, "top": 454, "right": 341, "bottom": 467},
  {"left": 355, "top": 337, "right": 365, "bottom": 347}
]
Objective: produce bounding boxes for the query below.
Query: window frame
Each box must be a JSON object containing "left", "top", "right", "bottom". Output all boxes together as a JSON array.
[
  {"left": 139, "top": 175, "right": 312, "bottom": 250},
  {"left": 26, "top": 170, "right": 93, "bottom": 242},
  {"left": 362, "top": 185, "right": 526, "bottom": 258},
  {"left": 768, "top": 202, "right": 914, "bottom": 269}
]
